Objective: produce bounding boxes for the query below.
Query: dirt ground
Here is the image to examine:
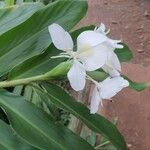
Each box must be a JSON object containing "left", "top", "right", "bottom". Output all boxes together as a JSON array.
[
  {"left": 79, "top": 0, "right": 150, "bottom": 150},
  {"left": 79, "top": 0, "right": 150, "bottom": 66}
]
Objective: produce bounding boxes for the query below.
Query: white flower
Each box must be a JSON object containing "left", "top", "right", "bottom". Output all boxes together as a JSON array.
[
  {"left": 90, "top": 76, "right": 129, "bottom": 114},
  {"left": 48, "top": 23, "right": 113, "bottom": 91},
  {"left": 95, "top": 23, "right": 123, "bottom": 77}
]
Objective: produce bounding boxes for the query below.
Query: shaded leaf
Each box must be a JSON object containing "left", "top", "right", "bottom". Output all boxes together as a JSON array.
[
  {"left": 0, "top": 91, "right": 93, "bottom": 150},
  {"left": 42, "top": 83, "right": 127, "bottom": 150},
  {"left": 8, "top": 26, "right": 94, "bottom": 80},
  {"left": 0, "top": 120, "right": 37, "bottom": 150},
  {"left": 13, "top": 85, "right": 23, "bottom": 95},
  {"left": 0, "top": 3, "right": 43, "bottom": 35},
  {"left": 0, "top": 0, "right": 87, "bottom": 76},
  {"left": 115, "top": 43, "right": 133, "bottom": 62}
]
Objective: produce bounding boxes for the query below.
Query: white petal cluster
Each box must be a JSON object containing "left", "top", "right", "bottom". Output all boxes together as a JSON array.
[
  {"left": 90, "top": 77, "right": 129, "bottom": 114},
  {"left": 48, "top": 23, "right": 129, "bottom": 114}
]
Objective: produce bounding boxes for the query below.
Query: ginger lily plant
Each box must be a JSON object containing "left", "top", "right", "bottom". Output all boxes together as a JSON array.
[{"left": 0, "top": 1, "right": 149, "bottom": 150}]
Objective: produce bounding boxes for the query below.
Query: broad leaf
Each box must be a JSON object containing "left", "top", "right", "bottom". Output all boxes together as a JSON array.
[
  {"left": 0, "top": 91, "right": 93, "bottom": 150},
  {"left": 0, "top": 3, "right": 43, "bottom": 35},
  {"left": 41, "top": 83, "right": 127, "bottom": 150},
  {"left": 0, "top": 120, "right": 37, "bottom": 150},
  {"left": 0, "top": 0, "right": 87, "bottom": 76},
  {"left": 8, "top": 45, "right": 64, "bottom": 79}
]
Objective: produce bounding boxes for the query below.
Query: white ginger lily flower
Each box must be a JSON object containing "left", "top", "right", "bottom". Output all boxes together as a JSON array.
[
  {"left": 94, "top": 23, "right": 123, "bottom": 77},
  {"left": 48, "top": 23, "right": 112, "bottom": 91},
  {"left": 90, "top": 76, "right": 129, "bottom": 114}
]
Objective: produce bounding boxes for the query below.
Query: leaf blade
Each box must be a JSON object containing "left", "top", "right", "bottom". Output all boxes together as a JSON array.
[
  {"left": 42, "top": 83, "right": 127, "bottom": 150},
  {"left": 8, "top": 26, "right": 95, "bottom": 79},
  {"left": 122, "top": 75, "right": 150, "bottom": 91},
  {"left": 0, "top": 0, "right": 87, "bottom": 76},
  {"left": 0, "top": 120, "right": 37, "bottom": 150},
  {"left": 115, "top": 43, "right": 133, "bottom": 62},
  {"left": 0, "top": 91, "right": 93, "bottom": 150},
  {"left": 0, "top": 3, "right": 44, "bottom": 35}
]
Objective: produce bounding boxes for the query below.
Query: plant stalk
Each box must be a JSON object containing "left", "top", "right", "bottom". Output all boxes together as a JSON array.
[
  {"left": 0, "top": 74, "right": 48, "bottom": 88},
  {"left": 0, "top": 61, "right": 72, "bottom": 88}
]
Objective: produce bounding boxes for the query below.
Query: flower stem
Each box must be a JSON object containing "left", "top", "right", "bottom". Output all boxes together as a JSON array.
[
  {"left": 0, "top": 74, "right": 48, "bottom": 88},
  {"left": 0, "top": 61, "right": 72, "bottom": 88}
]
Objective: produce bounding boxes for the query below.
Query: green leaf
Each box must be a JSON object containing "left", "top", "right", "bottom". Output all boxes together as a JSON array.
[
  {"left": 0, "top": 91, "right": 93, "bottom": 150},
  {"left": 122, "top": 75, "right": 150, "bottom": 91},
  {"left": 42, "top": 83, "right": 127, "bottom": 150},
  {"left": 87, "top": 71, "right": 108, "bottom": 82},
  {"left": 115, "top": 43, "right": 133, "bottom": 62},
  {"left": 5, "top": 0, "right": 14, "bottom": 6},
  {"left": 0, "top": 3, "right": 44, "bottom": 35},
  {"left": 8, "top": 47, "right": 65, "bottom": 79},
  {"left": 0, "top": 0, "right": 87, "bottom": 76},
  {"left": 0, "top": 120, "right": 37, "bottom": 150}
]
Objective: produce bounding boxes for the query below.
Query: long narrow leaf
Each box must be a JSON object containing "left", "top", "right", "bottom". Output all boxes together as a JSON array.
[
  {"left": 0, "top": 91, "right": 93, "bottom": 150},
  {"left": 123, "top": 75, "right": 150, "bottom": 91},
  {"left": 8, "top": 25, "right": 93, "bottom": 80},
  {"left": 0, "top": 120, "right": 37, "bottom": 150},
  {"left": 0, "top": 3, "right": 44, "bottom": 35},
  {"left": 42, "top": 83, "right": 127, "bottom": 150},
  {"left": 0, "top": 0, "right": 87, "bottom": 76}
]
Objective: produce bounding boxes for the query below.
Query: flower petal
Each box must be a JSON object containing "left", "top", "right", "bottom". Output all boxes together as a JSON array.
[
  {"left": 107, "top": 39, "right": 123, "bottom": 49},
  {"left": 67, "top": 60, "right": 86, "bottom": 91},
  {"left": 95, "top": 23, "right": 106, "bottom": 34},
  {"left": 77, "top": 31, "right": 107, "bottom": 50},
  {"left": 81, "top": 49, "right": 109, "bottom": 71},
  {"left": 102, "top": 64, "right": 120, "bottom": 77},
  {"left": 48, "top": 23, "right": 73, "bottom": 51},
  {"left": 102, "top": 52, "right": 121, "bottom": 77},
  {"left": 100, "top": 77, "right": 129, "bottom": 99},
  {"left": 111, "top": 53, "right": 121, "bottom": 71},
  {"left": 90, "top": 87, "right": 101, "bottom": 114},
  {"left": 79, "top": 43, "right": 113, "bottom": 71}
]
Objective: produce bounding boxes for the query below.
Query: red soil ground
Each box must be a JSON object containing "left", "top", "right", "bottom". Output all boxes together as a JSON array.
[{"left": 79, "top": 1, "right": 150, "bottom": 149}]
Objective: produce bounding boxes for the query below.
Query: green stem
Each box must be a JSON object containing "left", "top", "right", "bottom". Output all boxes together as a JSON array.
[
  {"left": 0, "top": 74, "right": 47, "bottom": 88},
  {"left": 95, "top": 141, "right": 110, "bottom": 149},
  {"left": 0, "top": 61, "right": 72, "bottom": 88}
]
